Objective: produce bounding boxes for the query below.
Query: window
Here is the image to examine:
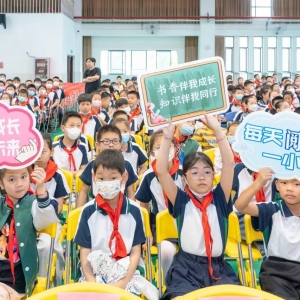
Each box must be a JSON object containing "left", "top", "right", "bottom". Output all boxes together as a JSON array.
[
  {"left": 225, "top": 37, "right": 233, "bottom": 72},
  {"left": 100, "top": 50, "right": 178, "bottom": 75},
  {"left": 254, "top": 37, "right": 262, "bottom": 72},
  {"left": 297, "top": 38, "right": 300, "bottom": 72},
  {"left": 268, "top": 37, "right": 276, "bottom": 72},
  {"left": 282, "top": 37, "right": 290, "bottom": 73},
  {"left": 251, "top": 0, "right": 272, "bottom": 17},
  {"left": 239, "top": 37, "right": 248, "bottom": 72}
]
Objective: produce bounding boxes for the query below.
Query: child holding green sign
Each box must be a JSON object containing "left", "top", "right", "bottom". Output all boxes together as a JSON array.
[{"left": 156, "top": 116, "right": 240, "bottom": 299}]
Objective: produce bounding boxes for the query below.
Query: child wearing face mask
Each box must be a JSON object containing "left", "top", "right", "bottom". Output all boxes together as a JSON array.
[
  {"left": 52, "top": 111, "right": 88, "bottom": 178},
  {"left": 0, "top": 93, "right": 12, "bottom": 106},
  {"left": 244, "top": 80, "right": 256, "bottom": 96},
  {"left": 14, "top": 89, "right": 38, "bottom": 114},
  {"left": 233, "top": 96, "right": 258, "bottom": 123},
  {"left": 45, "top": 79, "right": 59, "bottom": 113},
  {"left": 74, "top": 150, "right": 158, "bottom": 299},
  {"left": 156, "top": 116, "right": 240, "bottom": 299},
  {"left": 173, "top": 121, "right": 202, "bottom": 165},
  {"left": 274, "top": 100, "right": 291, "bottom": 113},
  {"left": 284, "top": 83, "right": 300, "bottom": 108},
  {"left": 113, "top": 119, "right": 148, "bottom": 176},
  {"left": 225, "top": 87, "right": 244, "bottom": 113},
  {"left": 136, "top": 131, "right": 185, "bottom": 278},
  {"left": 214, "top": 122, "right": 240, "bottom": 174},
  {"left": 26, "top": 84, "right": 40, "bottom": 113}
]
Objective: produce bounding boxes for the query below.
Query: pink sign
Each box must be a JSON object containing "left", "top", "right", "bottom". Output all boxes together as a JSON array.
[
  {"left": 58, "top": 293, "right": 121, "bottom": 300},
  {"left": 0, "top": 102, "right": 43, "bottom": 169}
]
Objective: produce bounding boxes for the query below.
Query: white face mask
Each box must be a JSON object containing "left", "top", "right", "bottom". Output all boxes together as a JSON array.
[
  {"left": 65, "top": 127, "right": 81, "bottom": 140},
  {"left": 1, "top": 100, "right": 10, "bottom": 106},
  {"left": 248, "top": 104, "right": 258, "bottom": 112},
  {"left": 95, "top": 179, "right": 121, "bottom": 200},
  {"left": 122, "top": 107, "right": 131, "bottom": 115},
  {"left": 14, "top": 83, "right": 19, "bottom": 88},
  {"left": 53, "top": 81, "right": 59, "bottom": 87},
  {"left": 154, "top": 148, "right": 175, "bottom": 162},
  {"left": 46, "top": 84, "right": 53, "bottom": 89},
  {"left": 249, "top": 86, "right": 255, "bottom": 93},
  {"left": 7, "top": 90, "right": 14, "bottom": 95},
  {"left": 40, "top": 90, "right": 46, "bottom": 95},
  {"left": 189, "top": 187, "right": 212, "bottom": 200}
]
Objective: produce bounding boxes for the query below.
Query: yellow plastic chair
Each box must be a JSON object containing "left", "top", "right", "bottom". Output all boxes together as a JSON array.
[
  {"left": 179, "top": 284, "right": 284, "bottom": 300},
  {"left": 28, "top": 282, "right": 141, "bottom": 300},
  {"left": 213, "top": 173, "right": 221, "bottom": 187},
  {"left": 53, "top": 134, "right": 62, "bottom": 142},
  {"left": 65, "top": 207, "right": 83, "bottom": 284},
  {"left": 244, "top": 214, "right": 264, "bottom": 289},
  {"left": 140, "top": 207, "right": 153, "bottom": 282},
  {"left": 134, "top": 135, "right": 145, "bottom": 150},
  {"left": 156, "top": 209, "right": 178, "bottom": 297},
  {"left": 225, "top": 213, "right": 246, "bottom": 286},
  {"left": 203, "top": 148, "right": 216, "bottom": 165},
  {"left": 75, "top": 171, "right": 83, "bottom": 193},
  {"left": 60, "top": 168, "right": 74, "bottom": 213}
]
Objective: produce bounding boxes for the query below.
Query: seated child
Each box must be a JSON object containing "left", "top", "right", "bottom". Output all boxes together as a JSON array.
[
  {"left": 128, "top": 91, "right": 143, "bottom": 130},
  {"left": 173, "top": 121, "right": 202, "bottom": 165},
  {"left": 0, "top": 93, "right": 12, "bottom": 106},
  {"left": 135, "top": 131, "right": 185, "bottom": 276},
  {"left": 235, "top": 168, "right": 300, "bottom": 299},
  {"left": 74, "top": 150, "right": 157, "bottom": 298},
  {"left": 156, "top": 116, "right": 240, "bottom": 299},
  {"left": 27, "top": 84, "right": 40, "bottom": 113},
  {"left": 5, "top": 84, "right": 17, "bottom": 100},
  {"left": 100, "top": 92, "right": 112, "bottom": 122},
  {"left": 78, "top": 93, "right": 101, "bottom": 138},
  {"left": 76, "top": 125, "right": 138, "bottom": 207},
  {"left": 113, "top": 118, "right": 148, "bottom": 176},
  {"left": 223, "top": 87, "right": 244, "bottom": 114},
  {"left": 0, "top": 166, "right": 59, "bottom": 298},
  {"left": 119, "top": 90, "right": 128, "bottom": 99},
  {"left": 15, "top": 89, "right": 39, "bottom": 114},
  {"left": 274, "top": 99, "right": 291, "bottom": 113},
  {"left": 234, "top": 96, "right": 258, "bottom": 123},
  {"left": 52, "top": 111, "right": 88, "bottom": 177},
  {"left": 283, "top": 90, "right": 296, "bottom": 110}
]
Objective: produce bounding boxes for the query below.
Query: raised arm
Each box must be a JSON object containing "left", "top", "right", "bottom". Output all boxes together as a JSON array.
[
  {"left": 156, "top": 120, "right": 178, "bottom": 205},
  {"left": 234, "top": 167, "right": 273, "bottom": 216}
]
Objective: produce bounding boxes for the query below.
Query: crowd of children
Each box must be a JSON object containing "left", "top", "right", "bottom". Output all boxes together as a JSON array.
[{"left": 0, "top": 72, "right": 300, "bottom": 300}]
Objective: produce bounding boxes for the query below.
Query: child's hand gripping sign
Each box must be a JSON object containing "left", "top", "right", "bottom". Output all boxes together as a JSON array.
[{"left": 0, "top": 102, "right": 43, "bottom": 169}]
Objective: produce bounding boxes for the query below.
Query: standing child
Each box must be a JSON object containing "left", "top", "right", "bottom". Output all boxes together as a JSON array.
[
  {"left": 113, "top": 119, "right": 148, "bottom": 176},
  {"left": 100, "top": 92, "right": 113, "bottom": 122},
  {"left": 78, "top": 93, "right": 102, "bottom": 138},
  {"left": 156, "top": 116, "right": 239, "bottom": 299},
  {"left": 0, "top": 166, "right": 59, "bottom": 298},
  {"left": 52, "top": 111, "right": 88, "bottom": 177},
  {"left": 135, "top": 131, "right": 185, "bottom": 277},
  {"left": 235, "top": 168, "right": 300, "bottom": 299}
]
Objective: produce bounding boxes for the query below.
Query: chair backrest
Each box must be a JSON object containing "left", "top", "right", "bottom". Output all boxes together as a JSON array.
[
  {"left": 156, "top": 209, "right": 178, "bottom": 243},
  {"left": 75, "top": 171, "right": 83, "bottom": 193},
  {"left": 85, "top": 134, "right": 95, "bottom": 150},
  {"left": 213, "top": 173, "right": 221, "bottom": 187},
  {"left": 53, "top": 134, "right": 63, "bottom": 142},
  {"left": 66, "top": 207, "right": 83, "bottom": 242},
  {"left": 244, "top": 214, "right": 263, "bottom": 244},
  {"left": 203, "top": 148, "right": 216, "bottom": 165},
  {"left": 227, "top": 212, "right": 242, "bottom": 243},
  {"left": 60, "top": 168, "right": 74, "bottom": 192},
  {"left": 39, "top": 222, "right": 57, "bottom": 239},
  {"left": 140, "top": 207, "right": 151, "bottom": 238},
  {"left": 179, "top": 284, "right": 284, "bottom": 300},
  {"left": 226, "top": 111, "right": 238, "bottom": 122},
  {"left": 134, "top": 135, "right": 144, "bottom": 150}
]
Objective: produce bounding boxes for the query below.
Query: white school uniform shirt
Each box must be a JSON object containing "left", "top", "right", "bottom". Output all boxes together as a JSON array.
[
  {"left": 292, "top": 96, "right": 300, "bottom": 108},
  {"left": 52, "top": 137, "right": 88, "bottom": 172},
  {"left": 82, "top": 115, "right": 101, "bottom": 138},
  {"left": 133, "top": 114, "right": 144, "bottom": 128}
]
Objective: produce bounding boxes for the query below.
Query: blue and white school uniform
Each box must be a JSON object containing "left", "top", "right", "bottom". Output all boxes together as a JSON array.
[
  {"left": 82, "top": 115, "right": 102, "bottom": 138},
  {"left": 224, "top": 103, "right": 242, "bottom": 114},
  {"left": 135, "top": 166, "right": 185, "bottom": 242},
  {"left": 122, "top": 141, "right": 148, "bottom": 173},
  {"left": 80, "top": 158, "right": 138, "bottom": 198},
  {"left": 233, "top": 111, "right": 247, "bottom": 123},
  {"left": 252, "top": 201, "right": 300, "bottom": 298},
  {"left": 162, "top": 185, "right": 239, "bottom": 299},
  {"left": 28, "top": 96, "right": 40, "bottom": 110},
  {"left": 52, "top": 137, "right": 88, "bottom": 172},
  {"left": 99, "top": 109, "right": 110, "bottom": 123},
  {"left": 74, "top": 194, "right": 145, "bottom": 255}
]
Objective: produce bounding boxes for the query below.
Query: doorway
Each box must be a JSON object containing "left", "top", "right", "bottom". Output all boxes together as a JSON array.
[{"left": 67, "top": 56, "right": 74, "bottom": 83}]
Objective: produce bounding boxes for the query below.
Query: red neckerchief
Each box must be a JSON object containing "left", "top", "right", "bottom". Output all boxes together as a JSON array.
[
  {"left": 152, "top": 158, "right": 180, "bottom": 207},
  {"left": 91, "top": 108, "right": 100, "bottom": 115},
  {"left": 229, "top": 95, "right": 234, "bottom": 103},
  {"left": 20, "top": 98, "right": 30, "bottom": 107},
  {"left": 5, "top": 196, "right": 19, "bottom": 285},
  {"left": 234, "top": 155, "right": 242, "bottom": 163},
  {"left": 31, "top": 161, "right": 58, "bottom": 184},
  {"left": 63, "top": 143, "right": 79, "bottom": 171},
  {"left": 129, "top": 107, "right": 141, "bottom": 123},
  {"left": 173, "top": 134, "right": 187, "bottom": 145},
  {"left": 254, "top": 80, "right": 262, "bottom": 86},
  {"left": 185, "top": 187, "right": 220, "bottom": 280},
  {"left": 231, "top": 99, "right": 242, "bottom": 107},
  {"left": 39, "top": 94, "right": 48, "bottom": 110},
  {"left": 80, "top": 112, "right": 93, "bottom": 133},
  {"left": 252, "top": 172, "right": 266, "bottom": 202},
  {"left": 95, "top": 193, "right": 127, "bottom": 260},
  {"left": 268, "top": 103, "right": 273, "bottom": 110}
]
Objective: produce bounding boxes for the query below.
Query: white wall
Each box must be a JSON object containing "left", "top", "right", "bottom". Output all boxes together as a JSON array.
[{"left": 0, "top": 13, "right": 77, "bottom": 82}]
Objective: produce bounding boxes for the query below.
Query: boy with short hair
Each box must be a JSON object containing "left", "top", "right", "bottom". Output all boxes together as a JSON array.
[
  {"left": 100, "top": 92, "right": 112, "bottom": 122},
  {"left": 12, "top": 77, "right": 21, "bottom": 90},
  {"left": 46, "top": 79, "right": 59, "bottom": 112},
  {"left": 114, "top": 98, "right": 137, "bottom": 132},
  {"left": 52, "top": 111, "right": 88, "bottom": 177},
  {"left": 244, "top": 80, "right": 255, "bottom": 96},
  {"left": 15, "top": 89, "right": 38, "bottom": 113},
  {"left": 128, "top": 91, "right": 143, "bottom": 129},
  {"left": 27, "top": 84, "right": 40, "bottom": 113},
  {"left": 53, "top": 76, "right": 66, "bottom": 124},
  {"left": 25, "top": 79, "right": 32, "bottom": 87},
  {"left": 0, "top": 73, "right": 6, "bottom": 82},
  {"left": 78, "top": 93, "right": 102, "bottom": 138},
  {"left": 76, "top": 125, "right": 138, "bottom": 207},
  {"left": 34, "top": 78, "right": 42, "bottom": 89},
  {"left": 6, "top": 84, "right": 17, "bottom": 99}
]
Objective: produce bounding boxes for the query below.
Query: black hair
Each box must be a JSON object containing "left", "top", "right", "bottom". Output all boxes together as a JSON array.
[
  {"left": 0, "top": 73, "right": 6, "bottom": 78},
  {"left": 41, "top": 132, "right": 53, "bottom": 150},
  {"left": 13, "top": 77, "right": 21, "bottom": 82},
  {"left": 244, "top": 80, "right": 253, "bottom": 87},
  {"left": 108, "top": 85, "right": 114, "bottom": 94},
  {"left": 183, "top": 152, "right": 214, "bottom": 175},
  {"left": 271, "top": 96, "right": 284, "bottom": 106},
  {"left": 93, "top": 149, "right": 125, "bottom": 175},
  {"left": 120, "top": 90, "right": 128, "bottom": 97},
  {"left": 25, "top": 79, "right": 32, "bottom": 83},
  {"left": 112, "top": 118, "right": 130, "bottom": 129},
  {"left": 242, "top": 95, "right": 256, "bottom": 105},
  {"left": 34, "top": 78, "right": 42, "bottom": 82},
  {"left": 96, "top": 125, "right": 122, "bottom": 143},
  {"left": 0, "top": 93, "right": 12, "bottom": 102},
  {"left": 235, "top": 84, "right": 244, "bottom": 90},
  {"left": 96, "top": 87, "right": 107, "bottom": 93},
  {"left": 281, "top": 76, "right": 288, "bottom": 83},
  {"left": 77, "top": 93, "right": 92, "bottom": 105},
  {"left": 233, "top": 87, "right": 243, "bottom": 93},
  {"left": 86, "top": 57, "right": 96, "bottom": 63},
  {"left": 227, "top": 122, "right": 239, "bottom": 133},
  {"left": 6, "top": 84, "right": 16, "bottom": 90},
  {"left": 131, "top": 76, "right": 137, "bottom": 81},
  {"left": 237, "top": 77, "right": 243, "bottom": 81},
  {"left": 0, "top": 167, "right": 30, "bottom": 183},
  {"left": 261, "top": 86, "right": 271, "bottom": 95},
  {"left": 284, "top": 83, "right": 293, "bottom": 90},
  {"left": 101, "top": 80, "right": 109, "bottom": 85},
  {"left": 149, "top": 130, "right": 175, "bottom": 152},
  {"left": 59, "top": 80, "right": 63, "bottom": 83},
  {"left": 27, "top": 84, "right": 36, "bottom": 90},
  {"left": 6, "top": 79, "right": 13, "bottom": 83},
  {"left": 111, "top": 81, "right": 117, "bottom": 85},
  {"left": 117, "top": 76, "right": 122, "bottom": 79},
  {"left": 53, "top": 76, "right": 60, "bottom": 80},
  {"left": 19, "top": 83, "right": 27, "bottom": 89},
  {"left": 294, "top": 107, "right": 300, "bottom": 115},
  {"left": 128, "top": 90, "right": 140, "bottom": 99},
  {"left": 254, "top": 74, "right": 259, "bottom": 78},
  {"left": 101, "top": 92, "right": 111, "bottom": 99},
  {"left": 227, "top": 85, "right": 236, "bottom": 92},
  {"left": 61, "top": 111, "right": 82, "bottom": 126},
  {"left": 266, "top": 76, "right": 273, "bottom": 80},
  {"left": 283, "top": 91, "right": 293, "bottom": 98},
  {"left": 262, "top": 75, "right": 267, "bottom": 79},
  {"left": 115, "top": 98, "right": 129, "bottom": 108},
  {"left": 18, "top": 89, "right": 28, "bottom": 96},
  {"left": 0, "top": 81, "right": 5, "bottom": 85},
  {"left": 112, "top": 110, "right": 129, "bottom": 120},
  {"left": 38, "top": 85, "right": 47, "bottom": 91},
  {"left": 125, "top": 79, "right": 129, "bottom": 84},
  {"left": 46, "top": 79, "right": 53, "bottom": 83},
  {"left": 274, "top": 100, "right": 289, "bottom": 111},
  {"left": 273, "top": 73, "right": 277, "bottom": 76}
]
